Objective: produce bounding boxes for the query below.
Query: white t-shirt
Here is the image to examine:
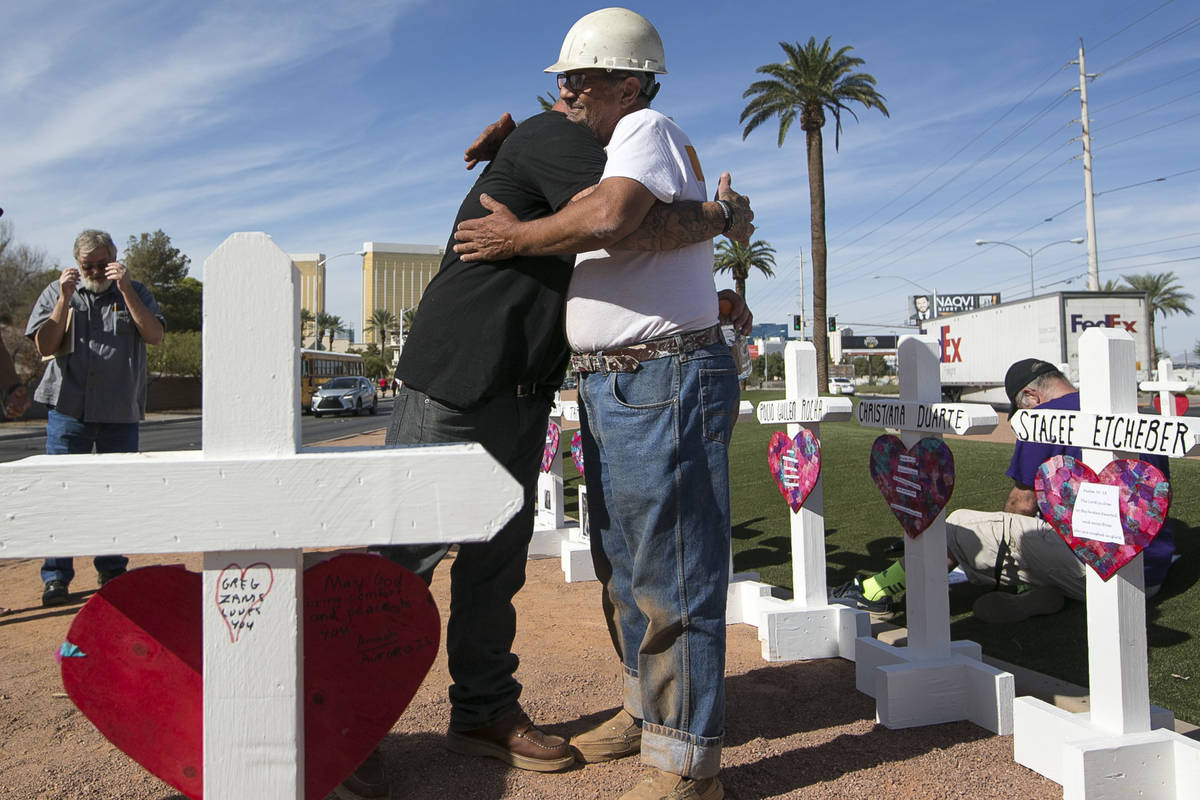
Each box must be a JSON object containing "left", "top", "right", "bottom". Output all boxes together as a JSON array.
[{"left": 565, "top": 108, "right": 719, "bottom": 353}]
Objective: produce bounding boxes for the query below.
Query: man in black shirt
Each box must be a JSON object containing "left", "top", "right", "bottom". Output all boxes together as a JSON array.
[{"left": 343, "top": 105, "right": 752, "bottom": 796}]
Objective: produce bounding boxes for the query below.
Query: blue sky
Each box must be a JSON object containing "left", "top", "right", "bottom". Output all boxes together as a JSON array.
[{"left": 3, "top": 1, "right": 1198, "bottom": 359}]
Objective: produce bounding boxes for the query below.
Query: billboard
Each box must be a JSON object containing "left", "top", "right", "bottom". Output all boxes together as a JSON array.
[{"left": 910, "top": 293, "right": 1001, "bottom": 322}]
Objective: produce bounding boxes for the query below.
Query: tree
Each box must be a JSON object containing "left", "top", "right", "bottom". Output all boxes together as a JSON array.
[
  {"left": 123, "top": 230, "right": 200, "bottom": 331},
  {"left": 365, "top": 308, "right": 398, "bottom": 346},
  {"left": 536, "top": 91, "right": 556, "bottom": 111},
  {"left": 300, "top": 308, "right": 315, "bottom": 345},
  {"left": 1120, "top": 271, "right": 1194, "bottom": 358},
  {"left": 313, "top": 311, "right": 336, "bottom": 350},
  {"left": 740, "top": 37, "right": 889, "bottom": 393},
  {"left": 0, "top": 220, "right": 57, "bottom": 325},
  {"left": 402, "top": 306, "right": 418, "bottom": 334},
  {"left": 324, "top": 315, "right": 345, "bottom": 351},
  {"left": 146, "top": 330, "right": 202, "bottom": 378},
  {"left": 1100, "top": 278, "right": 1125, "bottom": 291},
  {"left": 713, "top": 239, "right": 776, "bottom": 298}
]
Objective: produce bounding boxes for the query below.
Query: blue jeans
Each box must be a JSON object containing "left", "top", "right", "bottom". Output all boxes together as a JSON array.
[
  {"left": 378, "top": 384, "right": 551, "bottom": 732},
  {"left": 576, "top": 340, "right": 738, "bottom": 779},
  {"left": 41, "top": 409, "right": 136, "bottom": 584}
]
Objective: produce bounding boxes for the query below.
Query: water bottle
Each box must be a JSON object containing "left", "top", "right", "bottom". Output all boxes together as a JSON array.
[{"left": 718, "top": 297, "right": 753, "bottom": 380}]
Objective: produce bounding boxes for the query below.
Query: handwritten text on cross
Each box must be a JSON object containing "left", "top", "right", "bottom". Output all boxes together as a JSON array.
[{"left": 1009, "top": 408, "right": 1200, "bottom": 458}]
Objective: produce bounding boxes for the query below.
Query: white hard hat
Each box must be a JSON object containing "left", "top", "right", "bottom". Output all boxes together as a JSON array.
[{"left": 544, "top": 7, "right": 667, "bottom": 75}]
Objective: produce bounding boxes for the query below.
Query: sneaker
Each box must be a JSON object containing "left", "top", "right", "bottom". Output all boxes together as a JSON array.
[
  {"left": 571, "top": 708, "right": 641, "bottom": 763},
  {"left": 829, "top": 576, "right": 896, "bottom": 621},
  {"left": 337, "top": 747, "right": 389, "bottom": 798},
  {"left": 97, "top": 568, "right": 127, "bottom": 587},
  {"left": 42, "top": 580, "right": 70, "bottom": 607},
  {"left": 447, "top": 708, "right": 575, "bottom": 772},
  {"left": 972, "top": 585, "right": 1064, "bottom": 624},
  {"left": 619, "top": 769, "right": 723, "bottom": 800}
]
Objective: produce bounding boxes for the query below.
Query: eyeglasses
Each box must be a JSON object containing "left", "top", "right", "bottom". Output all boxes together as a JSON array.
[
  {"left": 78, "top": 260, "right": 109, "bottom": 270},
  {"left": 556, "top": 71, "right": 631, "bottom": 92}
]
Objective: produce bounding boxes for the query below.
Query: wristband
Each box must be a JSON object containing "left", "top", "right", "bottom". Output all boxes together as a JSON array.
[{"left": 716, "top": 200, "right": 734, "bottom": 235}]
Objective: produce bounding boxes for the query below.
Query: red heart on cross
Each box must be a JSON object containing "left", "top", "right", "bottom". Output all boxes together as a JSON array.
[
  {"left": 58, "top": 553, "right": 439, "bottom": 800},
  {"left": 869, "top": 435, "right": 956, "bottom": 538},
  {"left": 1034, "top": 455, "right": 1170, "bottom": 580},
  {"left": 1151, "top": 394, "right": 1189, "bottom": 416}
]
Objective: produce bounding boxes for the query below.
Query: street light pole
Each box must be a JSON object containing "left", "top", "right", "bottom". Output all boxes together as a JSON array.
[{"left": 974, "top": 238, "right": 1085, "bottom": 298}]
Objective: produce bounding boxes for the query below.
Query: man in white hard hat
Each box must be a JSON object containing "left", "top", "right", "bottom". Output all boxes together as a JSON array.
[{"left": 454, "top": 8, "right": 744, "bottom": 800}]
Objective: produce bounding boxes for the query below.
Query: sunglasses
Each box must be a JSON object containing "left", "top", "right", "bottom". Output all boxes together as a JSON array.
[{"left": 556, "top": 72, "right": 632, "bottom": 92}]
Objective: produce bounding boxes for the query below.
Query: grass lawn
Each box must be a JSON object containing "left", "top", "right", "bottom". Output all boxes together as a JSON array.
[{"left": 562, "top": 387, "right": 1200, "bottom": 725}]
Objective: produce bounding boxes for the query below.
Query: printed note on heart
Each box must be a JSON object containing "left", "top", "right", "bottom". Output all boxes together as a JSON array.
[
  {"left": 541, "top": 421, "right": 561, "bottom": 472},
  {"left": 869, "top": 435, "right": 955, "bottom": 538},
  {"left": 1035, "top": 455, "right": 1170, "bottom": 580},
  {"left": 570, "top": 430, "right": 585, "bottom": 477},
  {"left": 58, "top": 554, "right": 439, "bottom": 800},
  {"left": 766, "top": 429, "right": 821, "bottom": 511}
]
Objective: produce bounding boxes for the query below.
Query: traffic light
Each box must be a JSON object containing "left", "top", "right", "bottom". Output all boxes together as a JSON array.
[
  {"left": 828, "top": 316, "right": 837, "bottom": 332},
  {"left": 792, "top": 314, "right": 803, "bottom": 331}
]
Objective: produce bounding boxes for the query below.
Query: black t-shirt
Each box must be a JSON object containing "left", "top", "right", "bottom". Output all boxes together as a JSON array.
[{"left": 397, "top": 112, "right": 605, "bottom": 408}]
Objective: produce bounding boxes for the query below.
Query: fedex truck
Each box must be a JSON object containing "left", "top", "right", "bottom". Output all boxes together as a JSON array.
[{"left": 930, "top": 291, "right": 1152, "bottom": 403}]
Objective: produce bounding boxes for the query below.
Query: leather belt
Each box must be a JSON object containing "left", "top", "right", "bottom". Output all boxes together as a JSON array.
[{"left": 569, "top": 325, "right": 723, "bottom": 374}]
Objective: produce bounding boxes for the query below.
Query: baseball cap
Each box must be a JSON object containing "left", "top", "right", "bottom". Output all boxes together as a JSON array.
[{"left": 1005, "top": 358, "right": 1060, "bottom": 413}]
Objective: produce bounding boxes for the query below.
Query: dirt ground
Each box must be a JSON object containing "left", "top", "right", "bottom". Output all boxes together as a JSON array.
[
  {"left": 0, "top": 554, "right": 1062, "bottom": 800},
  {"left": 0, "top": 421, "right": 1061, "bottom": 799}
]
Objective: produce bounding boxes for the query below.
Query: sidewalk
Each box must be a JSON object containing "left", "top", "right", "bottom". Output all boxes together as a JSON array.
[{"left": 0, "top": 410, "right": 203, "bottom": 440}]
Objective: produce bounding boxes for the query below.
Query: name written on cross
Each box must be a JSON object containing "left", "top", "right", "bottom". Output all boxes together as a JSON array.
[
  {"left": 1010, "top": 408, "right": 1200, "bottom": 457},
  {"left": 855, "top": 399, "right": 996, "bottom": 436}
]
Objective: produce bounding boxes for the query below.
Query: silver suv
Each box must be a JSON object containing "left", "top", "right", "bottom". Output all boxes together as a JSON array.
[{"left": 311, "top": 376, "right": 378, "bottom": 417}]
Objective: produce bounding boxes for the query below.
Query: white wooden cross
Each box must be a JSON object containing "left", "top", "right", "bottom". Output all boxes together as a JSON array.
[
  {"left": 726, "top": 340, "right": 869, "bottom": 661},
  {"left": 851, "top": 335, "right": 1015, "bottom": 734},
  {"left": 1140, "top": 357, "right": 1193, "bottom": 419},
  {"left": 0, "top": 233, "right": 521, "bottom": 800},
  {"left": 1011, "top": 329, "right": 1200, "bottom": 799}
]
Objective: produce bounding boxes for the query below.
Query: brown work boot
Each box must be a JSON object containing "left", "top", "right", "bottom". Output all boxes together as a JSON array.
[
  {"left": 336, "top": 746, "right": 389, "bottom": 798},
  {"left": 447, "top": 708, "right": 575, "bottom": 772},
  {"left": 619, "top": 769, "right": 723, "bottom": 800},
  {"left": 571, "top": 708, "right": 641, "bottom": 762}
]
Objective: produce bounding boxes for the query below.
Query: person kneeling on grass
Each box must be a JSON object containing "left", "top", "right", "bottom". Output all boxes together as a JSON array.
[{"left": 830, "top": 358, "right": 1176, "bottom": 624}]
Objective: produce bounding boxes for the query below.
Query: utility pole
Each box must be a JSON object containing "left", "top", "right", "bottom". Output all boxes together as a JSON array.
[{"left": 1072, "top": 39, "right": 1101, "bottom": 290}]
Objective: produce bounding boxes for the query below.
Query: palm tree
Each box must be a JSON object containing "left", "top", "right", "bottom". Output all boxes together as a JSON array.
[
  {"left": 324, "top": 315, "right": 346, "bottom": 351},
  {"left": 740, "top": 37, "right": 889, "bottom": 392},
  {"left": 713, "top": 239, "right": 776, "bottom": 298},
  {"left": 299, "top": 307, "right": 315, "bottom": 345},
  {"left": 312, "top": 311, "right": 336, "bottom": 351},
  {"left": 1121, "top": 271, "right": 1194, "bottom": 358},
  {"left": 365, "top": 308, "right": 398, "bottom": 346},
  {"left": 402, "top": 306, "right": 418, "bottom": 334},
  {"left": 1099, "top": 278, "right": 1125, "bottom": 291}
]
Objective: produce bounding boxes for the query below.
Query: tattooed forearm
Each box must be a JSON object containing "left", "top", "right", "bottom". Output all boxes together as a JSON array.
[{"left": 610, "top": 200, "right": 723, "bottom": 251}]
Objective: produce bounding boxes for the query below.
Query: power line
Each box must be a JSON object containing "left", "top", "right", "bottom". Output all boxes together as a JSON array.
[
  {"left": 1097, "top": 14, "right": 1200, "bottom": 75},
  {"left": 1095, "top": 109, "right": 1200, "bottom": 152},
  {"left": 1090, "top": 0, "right": 1177, "bottom": 51}
]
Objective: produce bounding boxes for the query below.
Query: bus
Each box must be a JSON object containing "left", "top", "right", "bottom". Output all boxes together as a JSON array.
[{"left": 299, "top": 349, "right": 365, "bottom": 412}]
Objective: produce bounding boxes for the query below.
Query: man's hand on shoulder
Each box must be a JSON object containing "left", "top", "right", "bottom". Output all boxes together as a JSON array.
[
  {"left": 453, "top": 194, "right": 519, "bottom": 261},
  {"left": 464, "top": 113, "right": 515, "bottom": 170},
  {"left": 716, "top": 172, "right": 754, "bottom": 245}
]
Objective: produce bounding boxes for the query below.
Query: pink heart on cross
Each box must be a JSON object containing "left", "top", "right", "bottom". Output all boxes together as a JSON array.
[
  {"left": 541, "top": 421, "right": 560, "bottom": 472},
  {"left": 1035, "top": 455, "right": 1170, "bottom": 580},
  {"left": 570, "top": 431, "right": 585, "bottom": 477},
  {"left": 869, "top": 435, "right": 955, "bottom": 538},
  {"left": 766, "top": 429, "right": 821, "bottom": 512}
]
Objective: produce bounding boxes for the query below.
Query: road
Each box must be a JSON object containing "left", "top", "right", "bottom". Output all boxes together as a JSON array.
[{"left": 0, "top": 398, "right": 395, "bottom": 463}]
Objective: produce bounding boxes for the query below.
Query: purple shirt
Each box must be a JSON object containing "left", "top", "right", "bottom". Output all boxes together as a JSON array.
[{"left": 1007, "top": 392, "right": 1175, "bottom": 586}]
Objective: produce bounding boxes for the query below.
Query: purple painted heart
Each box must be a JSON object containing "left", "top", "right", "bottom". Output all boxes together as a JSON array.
[
  {"left": 869, "top": 435, "right": 956, "bottom": 538},
  {"left": 1034, "top": 455, "right": 1170, "bottom": 580},
  {"left": 766, "top": 429, "right": 821, "bottom": 512}
]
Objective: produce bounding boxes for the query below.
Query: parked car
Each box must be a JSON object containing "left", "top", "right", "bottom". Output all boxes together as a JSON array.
[
  {"left": 311, "top": 376, "right": 378, "bottom": 417},
  {"left": 829, "top": 376, "right": 856, "bottom": 396}
]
